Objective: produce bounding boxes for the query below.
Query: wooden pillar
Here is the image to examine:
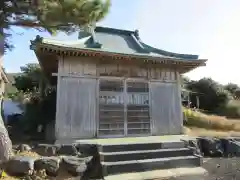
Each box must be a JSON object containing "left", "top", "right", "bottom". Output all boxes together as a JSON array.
[
  {"left": 187, "top": 91, "right": 190, "bottom": 108},
  {"left": 196, "top": 96, "right": 200, "bottom": 109},
  {"left": 54, "top": 56, "right": 63, "bottom": 140},
  {"left": 176, "top": 71, "right": 184, "bottom": 134}
]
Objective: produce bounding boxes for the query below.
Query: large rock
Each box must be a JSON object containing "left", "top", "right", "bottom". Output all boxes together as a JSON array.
[
  {"left": 75, "top": 144, "right": 103, "bottom": 179},
  {"left": 6, "top": 156, "right": 36, "bottom": 176},
  {"left": 61, "top": 156, "right": 92, "bottom": 177},
  {"left": 183, "top": 139, "right": 202, "bottom": 156},
  {"left": 33, "top": 144, "right": 59, "bottom": 156},
  {"left": 34, "top": 157, "right": 61, "bottom": 176},
  {"left": 224, "top": 140, "right": 240, "bottom": 157},
  {"left": 75, "top": 144, "right": 98, "bottom": 156},
  {"left": 219, "top": 138, "right": 234, "bottom": 157},
  {"left": 58, "top": 144, "right": 79, "bottom": 156},
  {"left": 16, "top": 144, "right": 32, "bottom": 152},
  {"left": 198, "top": 137, "right": 224, "bottom": 157},
  {"left": 84, "top": 155, "right": 103, "bottom": 179}
]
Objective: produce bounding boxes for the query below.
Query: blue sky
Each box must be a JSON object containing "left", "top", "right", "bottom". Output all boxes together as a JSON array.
[{"left": 4, "top": 0, "right": 240, "bottom": 85}]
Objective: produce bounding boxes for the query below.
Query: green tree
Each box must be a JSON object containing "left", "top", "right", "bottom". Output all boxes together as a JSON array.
[
  {"left": 1, "top": 0, "right": 111, "bottom": 51},
  {"left": 180, "top": 76, "right": 190, "bottom": 88},
  {"left": 224, "top": 83, "right": 239, "bottom": 95},
  {"left": 186, "top": 78, "right": 229, "bottom": 112},
  {"left": 10, "top": 63, "right": 56, "bottom": 137},
  {"left": 235, "top": 89, "right": 240, "bottom": 99},
  {"left": 23, "top": 88, "right": 56, "bottom": 137},
  {"left": 13, "top": 63, "right": 45, "bottom": 92}
]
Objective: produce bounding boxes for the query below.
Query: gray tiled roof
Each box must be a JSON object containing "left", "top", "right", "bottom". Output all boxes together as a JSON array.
[{"left": 36, "top": 26, "right": 199, "bottom": 60}]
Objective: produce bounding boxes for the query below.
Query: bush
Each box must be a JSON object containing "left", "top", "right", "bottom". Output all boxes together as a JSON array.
[
  {"left": 21, "top": 88, "right": 56, "bottom": 137},
  {"left": 219, "top": 105, "right": 240, "bottom": 119},
  {"left": 215, "top": 100, "right": 240, "bottom": 119}
]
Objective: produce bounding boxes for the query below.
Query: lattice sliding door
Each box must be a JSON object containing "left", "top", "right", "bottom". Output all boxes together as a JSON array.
[
  {"left": 98, "top": 79, "right": 125, "bottom": 136},
  {"left": 126, "top": 81, "right": 151, "bottom": 135}
]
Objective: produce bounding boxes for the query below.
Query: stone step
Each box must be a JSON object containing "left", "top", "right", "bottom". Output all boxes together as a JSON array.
[
  {"left": 102, "top": 155, "right": 201, "bottom": 176},
  {"left": 98, "top": 141, "right": 185, "bottom": 152},
  {"left": 100, "top": 148, "right": 193, "bottom": 162},
  {"left": 104, "top": 167, "right": 208, "bottom": 180}
]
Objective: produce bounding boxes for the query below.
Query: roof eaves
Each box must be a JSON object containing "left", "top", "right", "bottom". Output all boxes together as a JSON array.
[
  {"left": 32, "top": 41, "right": 207, "bottom": 66},
  {"left": 140, "top": 42, "right": 199, "bottom": 60}
]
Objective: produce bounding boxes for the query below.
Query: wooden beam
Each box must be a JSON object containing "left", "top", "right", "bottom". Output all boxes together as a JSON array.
[{"left": 52, "top": 72, "right": 178, "bottom": 83}]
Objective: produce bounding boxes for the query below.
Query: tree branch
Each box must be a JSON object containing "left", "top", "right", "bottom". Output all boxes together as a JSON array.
[
  {"left": 8, "top": 21, "right": 42, "bottom": 28},
  {"left": 8, "top": 21, "right": 74, "bottom": 29}
]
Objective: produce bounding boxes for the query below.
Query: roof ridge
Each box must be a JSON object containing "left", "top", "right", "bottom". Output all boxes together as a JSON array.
[
  {"left": 95, "top": 26, "right": 135, "bottom": 35},
  {"left": 41, "top": 36, "right": 92, "bottom": 45}
]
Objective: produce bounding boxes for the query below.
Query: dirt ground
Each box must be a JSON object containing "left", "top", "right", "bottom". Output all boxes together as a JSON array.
[
  {"left": 166, "top": 157, "right": 240, "bottom": 180},
  {"left": 202, "top": 157, "right": 240, "bottom": 180}
]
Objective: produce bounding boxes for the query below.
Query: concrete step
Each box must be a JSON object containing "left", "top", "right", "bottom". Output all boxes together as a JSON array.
[
  {"left": 102, "top": 155, "right": 201, "bottom": 176},
  {"left": 100, "top": 147, "right": 193, "bottom": 162},
  {"left": 104, "top": 167, "right": 208, "bottom": 180},
  {"left": 98, "top": 141, "right": 185, "bottom": 152}
]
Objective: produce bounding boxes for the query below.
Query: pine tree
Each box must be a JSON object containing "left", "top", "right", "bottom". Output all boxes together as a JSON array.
[{"left": 1, "top": 0, "right": 111, "bottom": 51}]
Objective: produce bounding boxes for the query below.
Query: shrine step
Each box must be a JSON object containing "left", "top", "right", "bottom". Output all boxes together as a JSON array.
[
  {"left": 98, "top": 141, "right": 185, "bottom": 152},
  {"left": 100, "top": 148, "right": 193, "bottom": 162},
  {"left": 104, "top": 167, "right": 208, "bottom": 180},
  {"left": 102, "top": 156, "right": 201, "bottom": 176}
]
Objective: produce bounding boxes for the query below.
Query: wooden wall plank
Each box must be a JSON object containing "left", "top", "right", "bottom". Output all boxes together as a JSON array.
[
  {"left": 150, "top": 82, "right": 182, "bottom": 135},
  {"left": 55, "top": 76, "right": 97, "bottom": 139},
  {"left": 59, "top": 57, "right": 96, "bottom": 76}
]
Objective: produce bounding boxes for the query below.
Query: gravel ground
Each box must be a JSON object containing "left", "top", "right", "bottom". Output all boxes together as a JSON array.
[
  {"left": 201, "top": 157, "right": 240, "bottom": 180},
  {"left": 166, "top": 157, "right": 240, "bottom": 180}
]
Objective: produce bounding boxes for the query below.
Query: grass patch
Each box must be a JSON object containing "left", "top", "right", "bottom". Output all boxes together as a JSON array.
[
  {"left": 14, "top": 151, "right": 40, "bottom": 158},
  {"left": 183, "top": 107, "right": 240, "bottom": 131},
  {"left": 184, "top": 127, "right": 240, "bottom": 137}
]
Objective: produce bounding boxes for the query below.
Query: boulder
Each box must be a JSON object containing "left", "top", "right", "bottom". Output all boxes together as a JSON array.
[
  {"left": 58, "top": 145, "right": 79, "bottom": 156},
  {"left": 75, "top": 144, "right": 98, "bottom": 156},
  {"left": 61, "top": 156, "right": 92, "bottom": 176},
  {"left": 183, "top": 139, "right": 202, "bottom": 156},
  {"left": 84, "top": 155, "right": 103, "bottom": 179},
  {"left": 33, "top": 144, "right": 59, "bottom": 156},
  {"left": 34, "top": 156, "right": 61, "bottom": 176},
  {"left": 198, "top": 137, "right": 224, "bottom": 157},
  {"left": 16, "top": 144, "right": 32, "bottom": 152},
  {"left": 6, "top": 156, "right": 36, "bottom": 176},
  {"left": 226, "top": 140, "right": 240, "bottom": 157},
  {"left": 219, "top": 138, "right": 234, "bottom": 157}
]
